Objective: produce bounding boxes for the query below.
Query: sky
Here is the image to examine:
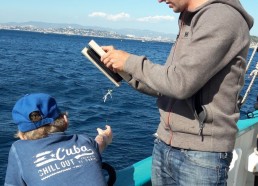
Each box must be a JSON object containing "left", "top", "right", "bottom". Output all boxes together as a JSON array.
[{"left": 0, "top": 0, "right": 257, "bottom": 36}]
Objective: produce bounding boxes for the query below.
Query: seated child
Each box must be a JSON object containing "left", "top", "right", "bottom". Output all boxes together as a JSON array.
[{"left": 5, "top": 93, "right": 112, "bottom": 186}]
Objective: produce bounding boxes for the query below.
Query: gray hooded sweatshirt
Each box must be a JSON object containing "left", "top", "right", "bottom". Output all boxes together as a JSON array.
[{"left": 123, "top": 0, "right": 253, "bottom": 152}]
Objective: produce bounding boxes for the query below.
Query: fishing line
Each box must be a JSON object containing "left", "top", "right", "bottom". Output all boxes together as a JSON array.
[{"left": 102, "top": 86, "right": 117, "bottom": 125}]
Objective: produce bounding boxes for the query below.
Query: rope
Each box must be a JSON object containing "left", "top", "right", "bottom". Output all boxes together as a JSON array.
[{"left": 241, "top": 62, "right": 258, "bottom": 105}]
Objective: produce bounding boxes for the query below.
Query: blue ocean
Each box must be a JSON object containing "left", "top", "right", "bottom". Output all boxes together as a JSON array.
[{"left": 0, "top": 30, "right": 257, "bottom": 184}]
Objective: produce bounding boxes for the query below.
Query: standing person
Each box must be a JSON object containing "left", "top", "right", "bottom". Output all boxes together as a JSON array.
[
  {"left": 100, "top": 0, "right": 253, "bottom": 185},
  {"left": 5, "top": 93, "right": 112, "bottom": 186}
]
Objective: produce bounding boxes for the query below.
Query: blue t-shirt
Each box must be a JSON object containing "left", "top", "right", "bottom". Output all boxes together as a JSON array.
[{"left": 5, "top": 132, "right": 107, "bottom": 186}]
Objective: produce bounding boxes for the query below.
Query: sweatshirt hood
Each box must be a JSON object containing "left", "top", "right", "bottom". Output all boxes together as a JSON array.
[{"left": 196, "top": 0, "right": 254, "bottom": 30}]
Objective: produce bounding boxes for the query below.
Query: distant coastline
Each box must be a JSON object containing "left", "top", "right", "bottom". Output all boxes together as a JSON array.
[
  {"left": 250, "top": 36, "right": 258, "bottom": 48},
  {"left": 1, "top": 22, "right": 257, "bottom": 46},
  {"left": 0, "top": 23, "right": 175, "bottom": 43}
]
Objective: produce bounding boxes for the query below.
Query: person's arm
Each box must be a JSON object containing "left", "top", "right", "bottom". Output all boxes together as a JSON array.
[
  {"left": 95, "top": 125, "right": 112, "bottom": 153},
  {"left": 101, "top": 46, "right": 161, "bottom": 97}
]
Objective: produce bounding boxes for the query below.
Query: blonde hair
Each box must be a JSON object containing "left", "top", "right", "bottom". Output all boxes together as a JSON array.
[{"left": 15, "top": 113, "right": 68, "bottom": 140}]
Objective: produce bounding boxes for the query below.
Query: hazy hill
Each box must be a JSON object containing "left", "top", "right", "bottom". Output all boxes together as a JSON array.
[
  {"left": 3, "top": 21, "right": 177, "bottom": 40},
  {"left": 2, "top": 21, "right": 257, "bottom": 44}
]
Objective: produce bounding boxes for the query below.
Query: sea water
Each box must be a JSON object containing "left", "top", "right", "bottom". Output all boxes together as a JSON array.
[{"left": 0, "top": 30, "right": 257, "bottom": 184}]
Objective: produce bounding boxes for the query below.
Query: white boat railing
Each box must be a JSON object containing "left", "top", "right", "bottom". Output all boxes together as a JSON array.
[
  {"left": 228, "top": 116, "right": 258, "bottom": 186},
  {"left": 246, "top": 43, "right": 258, "bottom": 72}
]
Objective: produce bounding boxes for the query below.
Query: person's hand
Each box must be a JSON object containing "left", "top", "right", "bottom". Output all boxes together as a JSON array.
[
  {"left": 101, "top": 46, "right": 130, "bottom": 72},
  {"left": 96, "top": 125, "right": 112, "bottom": 145},
  {"left": 101, "top": 45, "right": 114, "bottom": 53}
]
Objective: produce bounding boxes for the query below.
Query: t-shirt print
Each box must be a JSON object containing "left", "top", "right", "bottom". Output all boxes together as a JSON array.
[{"left": 34, "top": 145, "right": 97, "bottom": 180}]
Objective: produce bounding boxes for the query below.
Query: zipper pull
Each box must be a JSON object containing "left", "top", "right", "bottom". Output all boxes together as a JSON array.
[{"left": 198, "top": 123, "right": 204, "bottom": 141}]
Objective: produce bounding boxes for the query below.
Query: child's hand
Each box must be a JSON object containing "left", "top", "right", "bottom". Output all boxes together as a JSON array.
[{"left": 97, "top": 125, "right": 112, "bottom": 145}]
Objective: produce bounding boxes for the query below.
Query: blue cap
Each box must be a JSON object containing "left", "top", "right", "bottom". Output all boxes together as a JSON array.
[{"left": 12, "top": 93, "right": 60, "bottom": 132}]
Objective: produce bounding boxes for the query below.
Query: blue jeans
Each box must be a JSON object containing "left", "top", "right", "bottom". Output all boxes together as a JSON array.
[{"left": 152, "top": 139, "right": 233, "bottom": 186}]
